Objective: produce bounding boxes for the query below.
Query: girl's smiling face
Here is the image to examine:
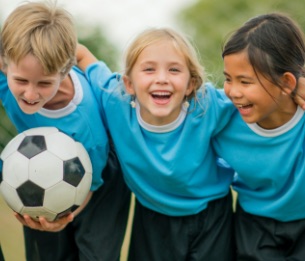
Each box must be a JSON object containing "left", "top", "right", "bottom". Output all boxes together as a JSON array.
[
  {"left": 223, "top": 51, "right": 297, "bottom": 129},
  {"left": 124, "top": 40, "right": 194, "bottom": 126},
  {"left": 6, "top": 54, "right": 62, "bottom": 114}
]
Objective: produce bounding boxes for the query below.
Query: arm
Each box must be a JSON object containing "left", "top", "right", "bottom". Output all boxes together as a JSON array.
[{"left": 76, "top": 44, "right": 98, "bottom": 72}]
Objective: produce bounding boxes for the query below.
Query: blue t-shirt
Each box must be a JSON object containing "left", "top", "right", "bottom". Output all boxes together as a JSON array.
[
  {"left": 0, "top": 67, "right": 109, "bottom": 191},
  {"left": 85, "top": 61, "right": 235, "bottom": 216},
  {"left": 213, "top": 107, "right": 305, "bottom": 221}
]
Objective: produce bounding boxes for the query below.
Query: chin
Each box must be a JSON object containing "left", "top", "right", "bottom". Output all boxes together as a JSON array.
[{"left": 19, "top": 105, "right": 40, "bottom": 115}]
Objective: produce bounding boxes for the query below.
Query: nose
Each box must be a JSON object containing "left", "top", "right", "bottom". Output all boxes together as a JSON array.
[
  {"left": 155, "top": 70, "right": 169, "bottom": 84},
  {"left": 23, "top": 85, "right": 39, "bottom": 102},
  {"left": 225, "top": 83, "right": 243, "bottom": 99}
]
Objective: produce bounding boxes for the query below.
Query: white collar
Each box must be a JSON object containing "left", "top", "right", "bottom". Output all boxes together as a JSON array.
[
  {"left": 247, "top": 106, "right": 304, "bottom": 137},
  {"left": 38, "top": 70, "right": 83, "bottom": 118},
  {"left": 135, "top": 99, "right": 188, "bottom": 133}
]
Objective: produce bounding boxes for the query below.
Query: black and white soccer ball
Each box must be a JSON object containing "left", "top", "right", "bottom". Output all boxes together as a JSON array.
[{"left": 0, "top": 127, "right": 92, "bottom": 221}]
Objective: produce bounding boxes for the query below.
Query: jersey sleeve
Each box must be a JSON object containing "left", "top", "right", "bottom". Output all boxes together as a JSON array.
[
  {"left": 204, "top": 83, "right": 236, "bottom": 136},
  {"left": 0, "top": 71, "right": 8, "bottom": 101},
  {"left": 85, "top": 62, "right": 120, "bottom": 95},
  {"left": 85, "top": 62, "right": 123, "bottom": 129}
]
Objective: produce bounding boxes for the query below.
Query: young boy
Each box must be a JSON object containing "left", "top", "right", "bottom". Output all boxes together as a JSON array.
[{"left": 0, "top": 1, "right": 130, "bottom": 260}]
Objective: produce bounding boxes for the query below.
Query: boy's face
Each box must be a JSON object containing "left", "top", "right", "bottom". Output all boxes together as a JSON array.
[{"left": 6, "top": 54, "right": 62, "bottom": 114}]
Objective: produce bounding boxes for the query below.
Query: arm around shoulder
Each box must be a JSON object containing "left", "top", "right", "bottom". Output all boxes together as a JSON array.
[{"left": 76, "top": 44, "right": 98, "bottom": 72}]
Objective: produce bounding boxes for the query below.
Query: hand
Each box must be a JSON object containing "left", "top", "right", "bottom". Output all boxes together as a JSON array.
[
  {"left": 293, "top": 77, "right": 305, "bottom": 110},
  {"left": 14, "top": 212, "right": 74, "bottom": 232}
]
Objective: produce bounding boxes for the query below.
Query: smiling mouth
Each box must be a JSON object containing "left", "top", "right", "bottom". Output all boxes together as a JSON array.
[
  {"left": 151, "top": 91, "right": 171, "bottom": 100},
  {"left": 236, "top": 103, "right": 252, "bottom": 109},
  {"left": 23, "top": 99, "right": 39, "bottom": 105}
]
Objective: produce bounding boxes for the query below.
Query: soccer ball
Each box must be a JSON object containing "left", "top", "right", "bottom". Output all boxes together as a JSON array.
[{"left": 0, "top": 127, "right": 92, "bottom": 221}]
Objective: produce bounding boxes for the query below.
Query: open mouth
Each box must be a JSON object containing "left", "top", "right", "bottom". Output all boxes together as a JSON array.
[
  {"left": 236, "top": 103, "right": 252, "bottom": 109},
  {"left": 23, "top": 99, "right": 39, "bottom": 105},
  {"left": 151, "top": 91, "right": 171, "bottom": 104}
]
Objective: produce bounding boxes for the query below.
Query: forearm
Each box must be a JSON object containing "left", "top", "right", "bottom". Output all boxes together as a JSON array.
[{"left": 76, "top": 44, "right": 98, "bottom": 71}]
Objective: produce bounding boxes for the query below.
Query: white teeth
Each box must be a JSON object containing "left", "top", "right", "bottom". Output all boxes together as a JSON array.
[
  {"left": 237, "top": 104, "right": 250, "bottom": 108},
  {"left": 151, "top": 91, "right": 170, "bottom": 96}
]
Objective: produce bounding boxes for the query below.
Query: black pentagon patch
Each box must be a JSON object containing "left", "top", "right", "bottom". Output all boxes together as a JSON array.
[
  {"left": 17, "top": 180, "right": 44, "bottom": 206},
  {"left": 63, "top": 157, "right": 85, "bottom": 187},
  {"left": 18, "top": 135, "right": 47, "bottom": 159}
]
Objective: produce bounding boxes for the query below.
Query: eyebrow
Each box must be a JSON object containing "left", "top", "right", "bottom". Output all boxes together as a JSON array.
[{"left": 223, "top": 71, "right": 253, "bottom": 80}]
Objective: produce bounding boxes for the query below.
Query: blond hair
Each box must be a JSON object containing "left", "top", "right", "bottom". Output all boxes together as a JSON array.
[
  {"left": 1, "top": 1, "right": 77, "bottom": 76},
  {"left": 123, "top": 27, "right": 205, "bottom": 99}
]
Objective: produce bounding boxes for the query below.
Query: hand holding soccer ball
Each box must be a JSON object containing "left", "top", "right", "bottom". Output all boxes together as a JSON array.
[{"left": 0, "top": 127, "right": 92, "bottom": 224}]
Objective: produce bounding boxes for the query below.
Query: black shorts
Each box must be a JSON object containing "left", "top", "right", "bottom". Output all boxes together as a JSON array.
[
  {"left": 0, "top": 245, "right": 4, "bottom": 261},
  {"left": 235, "top": 203, "right": 305, "bottom": 261},
  {"left": 23, "top": 142, "right": 131, "bottom": 261},
  {"left": 128, "top": 191, "right": 235, "bottom": 261}
]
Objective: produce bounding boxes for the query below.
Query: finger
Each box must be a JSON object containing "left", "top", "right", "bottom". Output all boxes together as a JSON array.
[
  {"left": 39, "top": 215, "right": 73, "bottom": 232},
  {"left": 23, "top": 215, "right": 44, "bottom": 230},
  {"left": 14, "top": 212, "right": 27, "bottom": 226},
  {"left": 294, "top": 95, "right": 305, "bottom": 110}
]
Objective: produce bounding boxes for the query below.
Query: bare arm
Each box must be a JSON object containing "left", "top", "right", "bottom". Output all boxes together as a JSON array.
[{"left": 76, "top": 44, "right": 98, "bottom": 72}]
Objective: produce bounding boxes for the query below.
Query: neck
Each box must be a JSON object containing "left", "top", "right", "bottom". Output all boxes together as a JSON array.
[
  {"left": 43, "top": 74, "right": 74, "bottom": 110},
  {"left": 258, "top": 100, "right": 298, "bottom": 129}
]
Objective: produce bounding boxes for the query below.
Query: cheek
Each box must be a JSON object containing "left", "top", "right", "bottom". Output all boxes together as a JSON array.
[
  {"left": 7, "top": 79, "right": 18, "bottom": 94},
  {"left": 46, "top": 85, "right": 60, "bottom": 100}
]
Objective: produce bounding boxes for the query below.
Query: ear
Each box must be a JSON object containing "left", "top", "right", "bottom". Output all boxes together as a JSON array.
[
  {"left": 281, "top": 72, "right": 297, "bottom": 95},
  {"left": 123, "top": 75, "right": 135, "bottom": 95},
  {"left": 186, "top": 77, "right": 196, "bottom": 96}
]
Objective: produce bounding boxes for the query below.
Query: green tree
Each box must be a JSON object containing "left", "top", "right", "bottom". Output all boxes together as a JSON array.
[
  {"left": 177, "top": 0, "right": 305, "bottom": 87},
  {"left": 77, "top": 24, "right": 119, "bottom": 71}
]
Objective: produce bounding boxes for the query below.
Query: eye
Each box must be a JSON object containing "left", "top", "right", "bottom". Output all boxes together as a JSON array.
[
  {"left": 15, "top": 78, "right": 27, "bottom": 84},
  {"left": 241, "top": 80, "right": 252, "bottom": 85},
  {"left": 143, "top": 67, "right": 154, "bottom": 72},
  {"left": 169, "top": 67, "right": 180, "bottom": 73},
  {"left": 224, "top": 77, "right": 231, "bottom": 83},
  {"left": 38, "top": 81, "right": 53, "bottom": 87}
]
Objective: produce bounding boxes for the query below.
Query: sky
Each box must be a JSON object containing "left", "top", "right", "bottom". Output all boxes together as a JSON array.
[{"left": 0, "top": 0, "right": 196, "bottom": 51}]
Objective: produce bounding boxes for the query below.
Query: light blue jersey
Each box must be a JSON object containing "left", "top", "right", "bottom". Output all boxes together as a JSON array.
[
  {"left": 0, "top": 67, "right": 108, "bottom": 191},
  {"left": 85, "top": 61, "right": 235, "bottom": 216},
  {"left": 213, "top": 107, "right": 305, "bottom": 221}
]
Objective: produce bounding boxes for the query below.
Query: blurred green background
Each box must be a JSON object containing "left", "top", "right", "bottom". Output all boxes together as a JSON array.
[{"left": 1, "top": 0, "right": 305, "bottom": 260}]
